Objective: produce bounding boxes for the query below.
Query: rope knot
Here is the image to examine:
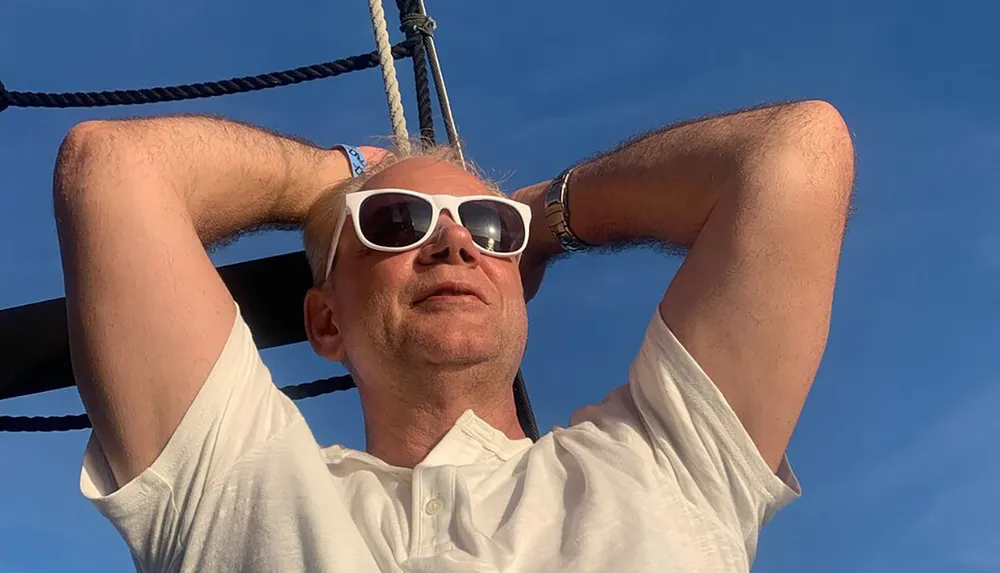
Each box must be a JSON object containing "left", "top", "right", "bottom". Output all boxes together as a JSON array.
[{"left": 400, "top": 13, "right": 436, "bottom": 38}]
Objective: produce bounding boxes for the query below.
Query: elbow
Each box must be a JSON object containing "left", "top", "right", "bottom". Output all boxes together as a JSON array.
[
  {"left": 58, "top": 120, "right": 118, "bottom": 165},
  {"left": 751, "top": 100, "right": 856, "bottom": 217},
  {"left": 783, "top": 100, "right": 855, "bottom": 194},
  {"left": 793, "top": 99, "right": 855, "bottom": 176},
  {"left": 53, "top": 120, "right": 124, "bottom": 210}
]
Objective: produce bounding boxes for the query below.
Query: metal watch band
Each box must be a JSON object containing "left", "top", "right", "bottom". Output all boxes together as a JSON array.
[{"left": 543, "top": 167, "right": 592, "bottom": 253}]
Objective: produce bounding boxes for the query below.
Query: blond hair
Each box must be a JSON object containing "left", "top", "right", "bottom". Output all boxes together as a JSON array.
[{"left": 302, "top": 140, "right": 504, "bottom": 286}]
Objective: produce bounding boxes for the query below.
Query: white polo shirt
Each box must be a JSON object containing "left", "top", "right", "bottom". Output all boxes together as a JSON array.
[{"left": 81, "top": 307, "right": 800, "bottom": 572}]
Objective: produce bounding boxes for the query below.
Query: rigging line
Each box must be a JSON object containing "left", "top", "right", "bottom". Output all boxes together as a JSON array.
[
  {"left": 0, "top": 375, "right": 357, "bottom": 432},
  {"left": 397, "top": 0, "right": 436, "bottom": 143},
  {"left": 368, "top": 0, "right": 411, "bottom": 152},
  {"left": 0, "top": 44, "right": 413, "bottom": 112},
  {"left": 414, "top": 0, "right": 463, "bottom": 164}
]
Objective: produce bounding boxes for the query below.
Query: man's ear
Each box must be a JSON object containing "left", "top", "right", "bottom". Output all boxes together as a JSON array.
[{"left": 304, "top": 286, "right": 346, "bottom": 361}]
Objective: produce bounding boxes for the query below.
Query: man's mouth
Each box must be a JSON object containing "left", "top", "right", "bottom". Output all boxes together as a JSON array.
[{"left": 414, "top": 281, "right": 486, "bottom": 305}]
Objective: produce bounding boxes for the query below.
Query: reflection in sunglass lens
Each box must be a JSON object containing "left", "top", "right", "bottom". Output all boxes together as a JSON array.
[
  {"left": 358, "top": 194, "right": 433, "bottom": 248},
  {"left": 458, "top": 200, "right": 525, "bottom": 253}
]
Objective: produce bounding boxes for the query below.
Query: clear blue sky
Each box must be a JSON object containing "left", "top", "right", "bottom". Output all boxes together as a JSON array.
[{"left": 1, "top": 0, "right": 998, "bottom": 571}]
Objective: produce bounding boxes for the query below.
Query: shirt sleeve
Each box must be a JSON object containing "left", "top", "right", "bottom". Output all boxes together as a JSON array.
[
  {"left": 575, "top": 309, "right": 801, "bottom": 559},
  {"left": 79, "top": 303, "right": 305, "bottom": 567}
]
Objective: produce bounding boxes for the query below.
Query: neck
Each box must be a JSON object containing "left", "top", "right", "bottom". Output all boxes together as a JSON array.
[{"left": 359, "top": 370, "right": 525, "bottom": 468}]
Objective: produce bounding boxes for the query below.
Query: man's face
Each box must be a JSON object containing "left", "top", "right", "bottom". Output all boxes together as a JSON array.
[{"left": 311, "top": 156, "right": 528, "bottom": 390}]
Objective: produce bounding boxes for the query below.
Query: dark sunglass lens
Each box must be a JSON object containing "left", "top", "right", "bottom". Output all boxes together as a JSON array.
[
  {"left": 358, "top": 194, "right": 433, "bottom": 248},
  {"left": 458, "top": 200, "right": 525, "bottom": 253}
]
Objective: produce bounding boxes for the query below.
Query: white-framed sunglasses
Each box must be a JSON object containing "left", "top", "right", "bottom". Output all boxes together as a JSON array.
[{"left": 324, "top": 188, "right": 533, "bottom": 281}]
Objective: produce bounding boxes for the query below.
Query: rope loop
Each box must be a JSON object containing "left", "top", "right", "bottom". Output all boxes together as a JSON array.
[{"left": 400, "top": 13, "right": 437, "bottom": 38}]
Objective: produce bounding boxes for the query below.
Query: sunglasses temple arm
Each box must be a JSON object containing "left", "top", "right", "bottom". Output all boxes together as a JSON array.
[{"left": 323, "top": 212, "right": 349, "bottom": 283}]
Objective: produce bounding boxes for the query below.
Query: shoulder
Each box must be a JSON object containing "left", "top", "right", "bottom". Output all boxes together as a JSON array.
[{"left": 562, "top": 311, "right": 800, "bottom": 551}]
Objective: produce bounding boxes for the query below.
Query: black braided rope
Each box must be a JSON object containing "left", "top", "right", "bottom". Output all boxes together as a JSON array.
[
  {"left": 0, "top": 414, "right": 89, "bottom": 432},
  {"left": 0, "top": 43, "right": 413, "bottom": 112},
  {"left": 397, "top": 0, "right": 435, "bottom": 143},
  {"left": 513, "top": 369, "right": 539, "bottom": 441},
  {"left": 0, "top": 371, "right": 543, "bottom": 439},
  {"left": 410, "top": 45, "right": 435, "bottom": 143},
  {"left": 0, "top": 374, "right": 356, "bottom": 432},
  {"left": 280, "top": 374, "right": 355, "bottom": 400}
]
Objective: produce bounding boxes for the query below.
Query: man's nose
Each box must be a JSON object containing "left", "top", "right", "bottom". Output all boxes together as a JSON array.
[{"left": 418, "top": 211, "right": 480, "bottom": 266}]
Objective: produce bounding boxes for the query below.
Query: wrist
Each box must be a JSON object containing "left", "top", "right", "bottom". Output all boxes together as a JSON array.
[
  {"left": 278, "top": 148, "right": 355, "bottom": 223},
  {"left": 522, "top": 181, "right": 564, "bottom": 260},
  {"left": 542, "top": 166, "right": 596, "bottom": 255}
]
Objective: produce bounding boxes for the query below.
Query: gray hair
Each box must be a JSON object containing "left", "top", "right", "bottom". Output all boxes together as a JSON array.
[{"left": 302, "top": 140, "right": 504, "bottom": 286}]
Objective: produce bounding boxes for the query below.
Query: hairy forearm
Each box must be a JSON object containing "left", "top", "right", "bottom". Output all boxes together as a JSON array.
[
  {"left": 55, "top": 115, "right": 349, "bottom": 243},
  {"left": 526, "top": 100, "right": 851, "bottom": 257}
]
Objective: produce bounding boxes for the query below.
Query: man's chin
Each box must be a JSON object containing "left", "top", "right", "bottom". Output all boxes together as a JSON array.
[
  {"left": 408, "top": 325, "right": 499, "bottom": 365},
  {"left": 400, "top": 304, "right": 516, "bottom": 364},
  {"left": 409, "top": 299, "right": 494, "bottom": 330}
]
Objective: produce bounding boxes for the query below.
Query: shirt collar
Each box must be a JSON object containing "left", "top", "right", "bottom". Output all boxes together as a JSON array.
[{"left": 322, "top": 409, "right": 533, "bottom": 472}]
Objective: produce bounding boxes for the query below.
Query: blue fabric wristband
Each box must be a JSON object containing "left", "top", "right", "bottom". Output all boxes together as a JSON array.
[{"left": 332, "top": 144, "right": 367, "bottom": 178}]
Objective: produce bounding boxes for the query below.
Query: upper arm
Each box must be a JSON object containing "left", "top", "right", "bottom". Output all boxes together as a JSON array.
[
  {"left": 54, "top": 121, "right": 237, "bottom": 486},
  {"left": 658, "top": 101, "right": 854, "bottom": 471}
]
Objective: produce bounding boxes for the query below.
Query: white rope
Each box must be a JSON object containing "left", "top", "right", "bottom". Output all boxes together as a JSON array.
[{"left": 368, "top": 0, "right": 411, "bottom": 154}]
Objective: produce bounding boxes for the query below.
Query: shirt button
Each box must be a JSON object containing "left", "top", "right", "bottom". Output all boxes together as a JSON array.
[{"left": 424, "top": 498, "right": 443, "bottom": 516}]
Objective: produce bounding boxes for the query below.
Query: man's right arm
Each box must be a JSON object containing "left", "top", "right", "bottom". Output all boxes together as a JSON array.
[{"left": 53, "top": 116, "right": 352, "bottom": 488}]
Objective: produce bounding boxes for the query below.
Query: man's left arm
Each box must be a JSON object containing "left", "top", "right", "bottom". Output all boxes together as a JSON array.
[{"left": 516, "top": 100, "right": 854, "bottom": 472}]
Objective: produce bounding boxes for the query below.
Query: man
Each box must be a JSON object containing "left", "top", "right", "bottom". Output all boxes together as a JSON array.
[{"left": 54, "top": 100, "right": 853, "bottom": 572}]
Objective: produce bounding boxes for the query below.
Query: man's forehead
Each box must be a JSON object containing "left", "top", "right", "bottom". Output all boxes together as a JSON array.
[{"left": 361, "top": 156, "right": 491, "bottom": 196}]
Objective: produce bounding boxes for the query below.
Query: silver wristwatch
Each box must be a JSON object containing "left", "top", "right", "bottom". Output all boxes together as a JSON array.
[{"left": 543, "top": 167, "right": 592, "bottom": 253}]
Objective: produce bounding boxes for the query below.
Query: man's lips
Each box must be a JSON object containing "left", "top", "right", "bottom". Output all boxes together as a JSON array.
[{"left": 413, "top": 281, "right": 486, "bottom": 305}]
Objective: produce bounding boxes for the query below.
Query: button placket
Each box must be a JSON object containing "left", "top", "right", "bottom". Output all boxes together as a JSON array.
[
  {"left": 424, "top": 497, "right": 443, "bottom": 516},
  {"left": 412, "top": 465, "right": 461, "bottom": 556},
  {"left": 410, "top": 466, "right": 449, "bottom": 555},
  {"left": 409, "top": 466, "right": 427, "bottom": 555}
]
